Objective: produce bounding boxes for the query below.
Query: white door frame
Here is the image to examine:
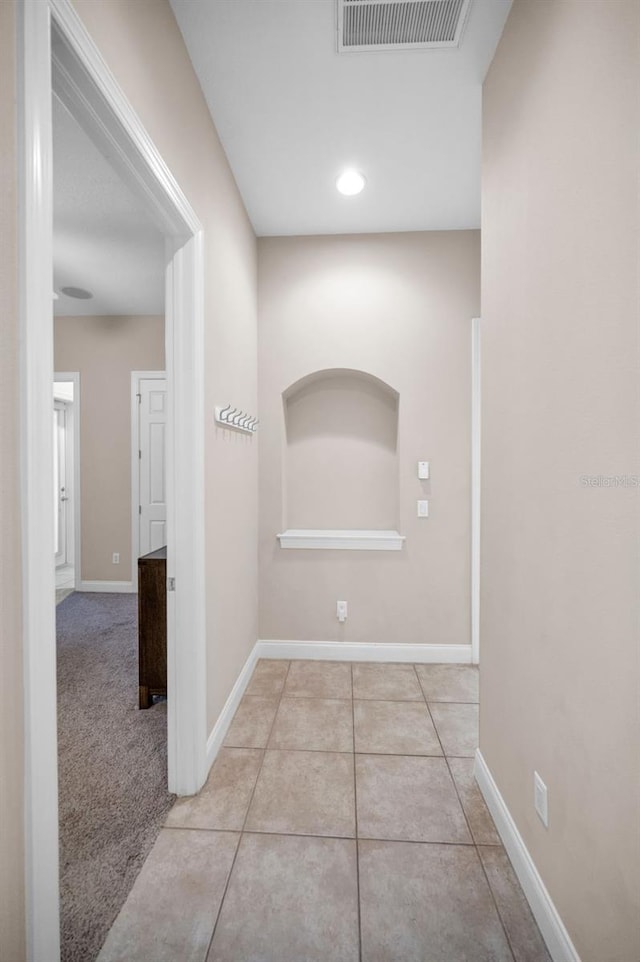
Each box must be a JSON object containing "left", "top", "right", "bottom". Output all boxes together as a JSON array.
[
  {"left": 54, "top": 371, "right": 81, "bottom": 588},
  {"left": 19, "top": 3, "right": 206, "bottom": 959},
  {"left": 471, "top": 317, "right": 481, "bottom": 665},
  {"left": 131, "top": 371, "right": 166, "bottom": 593}
]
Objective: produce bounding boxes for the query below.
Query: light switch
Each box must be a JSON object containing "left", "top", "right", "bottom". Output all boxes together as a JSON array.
[
  {"left": 418, "top": 461, "right": 430, "bottom": 480},
  {"left": 417, "top": 500, "right": 429, "bottom": 518}
]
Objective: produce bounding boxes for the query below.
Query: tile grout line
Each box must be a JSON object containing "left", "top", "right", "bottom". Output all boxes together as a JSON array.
[
  {"left": 413, "top": 666, "right": 516, "bottom": 962},
  {"left": 225, "top": 745, "right": 475, "bottom": 758},
  {"left": 164, "top": 823, "right": 484, "bottom": 847},
  {"left": 351, "top": 663, "right": 363, "bottom": 962},
  {"left": 203, "top": 659, "right": 293, "bottom": 961}
]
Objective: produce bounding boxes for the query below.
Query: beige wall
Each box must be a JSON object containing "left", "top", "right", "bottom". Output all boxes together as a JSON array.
[
  {"left": 0, "top": 1, "right": 26, "bottom": 959},
  {"left": 285, "top": 371, "right": 400, "bottom": 530},
  {"left": 259, "top": 231, "right": 479, "bottom": 645},
  {"left": 481, "top": 2, "right": 640, "bottom": 959},
  {"left": 54, "top": 314, "right": 165, "bottom": 583},
  {"left": 69, "top": 0, "right": 259, "bottom": 732}
]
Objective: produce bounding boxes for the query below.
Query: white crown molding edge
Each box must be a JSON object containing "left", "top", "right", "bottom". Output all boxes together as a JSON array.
[
  {"left": 474, "top": 750, "right": 582, "bottom": 962},
  {"left": 277, "top": 529, "right": 405, "bottom": 551},
  {"left": 256, "top": 640, "right": 472, "bottom": 663},
  {"left": 78, "top": 580, "right": 135, "bottom": 594}
]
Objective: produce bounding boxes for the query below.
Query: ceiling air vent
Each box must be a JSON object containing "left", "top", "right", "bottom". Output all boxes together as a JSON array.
[{"left": 337, "top": 0, "right": 472, "bottom": 53}]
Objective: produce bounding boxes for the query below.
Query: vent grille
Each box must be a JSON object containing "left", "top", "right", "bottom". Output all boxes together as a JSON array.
[{"left": 338, "top": 0, "right": 472, "bottom": 52}]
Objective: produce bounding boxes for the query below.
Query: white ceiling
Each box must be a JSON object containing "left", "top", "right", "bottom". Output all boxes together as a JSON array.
[
  {"left": 169, "top": 0, "right": 512, "bottom": 237},
  {"left": 52, "top": 97, "right": 165, "bottom": 317},
  {"left": 51, "top": 0, "right": 511, "bottom": 311}
]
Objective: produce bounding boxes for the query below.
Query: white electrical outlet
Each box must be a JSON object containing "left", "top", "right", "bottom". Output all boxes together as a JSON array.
[
  {"left": 534, "top": 771, "right": 548, "bottom": 827},
  {"left": 418, "top": 461, "right": 430, "bottom": 480},
  {"left": 417, "top": 500, "right": 429, "bottom": 518},
  {"left": 337, "top": 600, "right": 348, "bottom": 623},
  {"left": 112, "top": 552, "right": 120, "bottom": 565}
]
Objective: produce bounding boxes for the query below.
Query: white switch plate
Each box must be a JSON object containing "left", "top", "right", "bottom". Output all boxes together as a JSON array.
[
  {"left": 534, "top": 771, "right": 548, "bottom": 827},
  {"left": 418, "top": 461, "right": 430, "bottom": 480},
  {"left": 337, "top": 600, "right": 348, "bottom": 622},
  {"left": 112, "top": 552, "right": 120, "bottom": 565},
  {"left": 417, "top": 500, "right": 429, "bottom": 518}
]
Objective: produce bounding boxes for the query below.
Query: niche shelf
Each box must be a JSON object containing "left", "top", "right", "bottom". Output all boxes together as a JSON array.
[
  {"left": 279, "top": 369, "right": 403, "bottom": 550},
  {"left": 277, "top": 529, "right": 405, "bottom": 551}
]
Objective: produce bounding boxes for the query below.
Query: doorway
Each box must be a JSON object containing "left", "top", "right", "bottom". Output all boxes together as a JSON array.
[{"left": 20, "top": 2, "right": 206, "bottom": 959}]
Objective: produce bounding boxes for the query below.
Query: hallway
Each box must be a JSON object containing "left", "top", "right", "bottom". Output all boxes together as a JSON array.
[{"left": 97, "top": 660, "right": 550, "bottom": 961}]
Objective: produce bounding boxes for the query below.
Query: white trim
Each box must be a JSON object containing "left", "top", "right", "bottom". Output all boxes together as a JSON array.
[
  {"left": 131, "top": 371, "right": 166, "bottom": 593},
  {"left": 256, "top": 640, "right": 473, "bottom": 663},
  {"left": 78, "top": 580, "right": 134, "bottom": 594},
  {"left": 474, "top": 751, "right": 581, "bottom": 962},
  {"left": 471, "top": 317, "right": 481, "bottom": 665},
  {"left": 20, "top": 1, "right": 207, "bottom": 955},
  {"left": 165, "top": 230, "right": 207, "bottom": 796},
  {"left": 277, "top": 529, "right": 405, "bottom": 551},
  {"left": 205, "top": 645, "right": 261, "bottom": 770},
  {"left": 18, "top": 3, "right": 60, "bottom": 959},
  {"left": 54, "top": 372, "right": 80, "bottom": 590}
]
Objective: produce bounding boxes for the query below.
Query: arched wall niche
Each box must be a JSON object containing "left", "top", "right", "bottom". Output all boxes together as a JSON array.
[{"left": 282, "top": 368, "right": 401, "bottom": 536}]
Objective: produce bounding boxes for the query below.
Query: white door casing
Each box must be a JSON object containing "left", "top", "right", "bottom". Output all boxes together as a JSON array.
[{"left": 19, "top": 3, "right": 207, "bottom": 960}]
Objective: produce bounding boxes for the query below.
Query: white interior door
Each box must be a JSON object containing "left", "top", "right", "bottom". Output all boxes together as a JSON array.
[
  {"left": 138, "top": 377, "right": 167, "bottom": 556},
  {"left": 53, "top": 401, "right": 68, "bottom": 567}
]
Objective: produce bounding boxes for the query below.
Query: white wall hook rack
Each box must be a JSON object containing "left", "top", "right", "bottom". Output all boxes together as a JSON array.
[{"left": 215, "top": 404, "right": 259, "bottom": 434}]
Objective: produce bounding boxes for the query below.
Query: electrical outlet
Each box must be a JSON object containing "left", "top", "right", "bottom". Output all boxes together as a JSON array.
[
  {"left": 534, "top": 771, "right": 548, "bottom": 827},
  {"left": 417, "top": 500, "right": 429, "bottom": 518},
  {"left": 112, "top": 552, "right": 120, "bottom": 565},
  {"left": 337, "top": 600, "right": 348, "bottom": 623}
]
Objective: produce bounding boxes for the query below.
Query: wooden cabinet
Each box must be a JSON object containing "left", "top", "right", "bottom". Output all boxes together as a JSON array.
[{"left": 138, "top": 545, "right": 167, "bottom": 709}]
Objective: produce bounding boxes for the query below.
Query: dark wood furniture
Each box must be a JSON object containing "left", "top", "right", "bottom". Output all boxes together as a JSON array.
[{"left": 138, "top": 545, "right": 167, "bottom": 709}]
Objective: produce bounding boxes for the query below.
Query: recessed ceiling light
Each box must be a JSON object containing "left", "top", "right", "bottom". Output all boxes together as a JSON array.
[
  {"left": 60, "top": 286, "right": 93, "bottom": 300},
  {"left": 336, "top": 169, "right": 366, "bottom": 196}
]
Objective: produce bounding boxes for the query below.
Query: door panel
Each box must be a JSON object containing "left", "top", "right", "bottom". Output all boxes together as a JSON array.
[
  {"left": 148, "top": 422, "right": 166, "bottom": 505},
  {"left": 139, "top": 378, "right": 167, "bottom": 557},
  {"left": 148, "top": 519, "right": 167, "bottom": 553}
]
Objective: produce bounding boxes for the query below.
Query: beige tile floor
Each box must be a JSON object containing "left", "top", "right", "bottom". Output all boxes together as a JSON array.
[{"left": 97, "top": 660, "right": 552, "bottom": 962}]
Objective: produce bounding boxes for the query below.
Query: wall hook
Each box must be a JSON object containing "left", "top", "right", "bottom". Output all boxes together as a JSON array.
[{"left": 215, "top": 404, "right": 259, "bottom": 435}]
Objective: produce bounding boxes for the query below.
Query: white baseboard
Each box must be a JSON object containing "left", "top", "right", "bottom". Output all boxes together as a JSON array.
[
  {"left": 474, "top": 750, "right": 581, "bottom": 962},
  {"left": 78, "top": 580, "right": 135, "bottom": 593},
  {"left": 202, "top": 639, "right": 472, "bottom": 779},
  {"left": 205, "top": 644, "right": 261, "bottom": 771},
  {"left": 256, "top": 640, "right": 472, "bottom": 664}
]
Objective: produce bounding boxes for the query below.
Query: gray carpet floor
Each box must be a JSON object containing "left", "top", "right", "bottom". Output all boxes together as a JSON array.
[{"left": 57, "top": 592, "right": 175, "bottom": 962}]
